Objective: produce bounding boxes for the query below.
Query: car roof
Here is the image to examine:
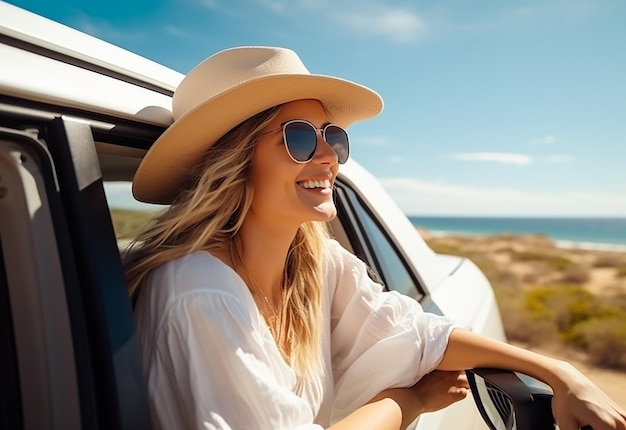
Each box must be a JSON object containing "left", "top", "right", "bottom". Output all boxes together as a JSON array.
[{"left": 0, "top": 1, "right": 183, "bottom": 127}]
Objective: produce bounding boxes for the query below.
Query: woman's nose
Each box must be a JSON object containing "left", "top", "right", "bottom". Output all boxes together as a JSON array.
[{"left": 312, "top": 132, "right": 339, "bottom": 164}]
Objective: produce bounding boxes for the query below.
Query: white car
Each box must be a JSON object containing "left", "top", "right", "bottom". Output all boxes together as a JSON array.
[{"left": 0, "top": 3, "right": 520, "bottom": 429}]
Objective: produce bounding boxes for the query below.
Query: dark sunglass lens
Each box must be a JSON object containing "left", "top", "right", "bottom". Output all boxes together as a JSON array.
[
  {"left": 324, "top": 125, "right": 349, "bottom": 164},
  {"left": 284, "top": 121, "right": 317, "bottom": 162}
]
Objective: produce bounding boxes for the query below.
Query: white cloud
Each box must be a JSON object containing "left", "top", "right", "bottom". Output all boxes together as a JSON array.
[
  {"left": 453, "top": 152, "right": 532, "bottom": 165},
  {"left": 163, "top": 25, "right": 187, "bottom": 38},
  {"left": 253, "top": 0, "right": 291, "bottom": 14},
  {"left": 358, "top": 135, "right": 391, "bottom": 147},
  {"left": 531, "top": 135, "right": 557, "bottom": 145},
  {"left": 379, "top": 177, "right": 626, "bottom": 216},
  {"left": 338, "top": 7, "right": 427, "bottom": 43},
  {"left": 540, "top": 154, "right": 574, "bottom": 163},
  {"left": 290, "top": 0, "right": 323, "bottom": 9},
  {"left": 253, "top": 0, "right": 426, "bottom": 43},
  {"left": 72, "top": 14, "right": 144, "bottom": 42},
  {"left": 434, "top": 0, "right": 604, "bottom": 39},
  {"left": 262, "top": 1, "right": 288, "bottom": 13},
  {"left": 200, "top": 0, "right": 219, "bottom": 8},
  {"left": 509, "top": 0, "right": 600, "bottom": 24}
]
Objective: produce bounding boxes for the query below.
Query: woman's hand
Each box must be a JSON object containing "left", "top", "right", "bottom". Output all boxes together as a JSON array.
[
  {"left": 438, "top": 329, "right": 626, "bottom": 429},
  {"left": 409, "top": 370, "right": 470, "bottom": 413},
  {"left": 358, "top": 370, "right": 470, "bottom": 430},
  {"left": 551, "top": 362, "right": 626, "bottom": 430}
]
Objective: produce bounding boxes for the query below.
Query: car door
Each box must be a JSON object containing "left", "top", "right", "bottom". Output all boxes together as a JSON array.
[{"left": 0, "top": 103, "right": 152, "bottom": 429}]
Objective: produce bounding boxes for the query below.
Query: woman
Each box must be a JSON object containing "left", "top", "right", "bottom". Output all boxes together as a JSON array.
[{"left": 124, "top": 46, "right": 626, "bottom": 430}]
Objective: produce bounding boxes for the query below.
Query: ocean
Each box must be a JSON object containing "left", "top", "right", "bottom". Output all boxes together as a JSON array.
[{"left": 408, "top": 216, "right": 626, "bottom": 252}]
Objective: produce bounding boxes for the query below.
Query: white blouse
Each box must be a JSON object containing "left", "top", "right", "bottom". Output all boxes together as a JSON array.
[{"left": 134, "top": 239, "right": 456, "bottom": 430}]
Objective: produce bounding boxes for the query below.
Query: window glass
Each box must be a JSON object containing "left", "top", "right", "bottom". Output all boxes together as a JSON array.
[
  {"left": 349, "top": 195, "right": 422, "bottom": 300},
  {"left": 103, "top": 181, "right": 164, "bottom": 244}
]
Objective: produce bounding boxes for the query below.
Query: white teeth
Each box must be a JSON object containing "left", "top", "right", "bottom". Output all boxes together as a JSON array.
[{"left": 299, "top": 179, "right": 331, "bottom": 189}]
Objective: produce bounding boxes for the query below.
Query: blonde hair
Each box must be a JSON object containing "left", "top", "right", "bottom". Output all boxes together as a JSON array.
[{"left": 124, "top": 105, "right": 327, "bottom": 381}]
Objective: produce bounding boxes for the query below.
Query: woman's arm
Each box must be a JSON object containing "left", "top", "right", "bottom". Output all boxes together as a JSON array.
[
  {"left": 438, "top": 329, "right": 626, "bottom": 430},
  {"left": 328, "top": 240, "right": 458, "bottom": 417},
  {"left": 329, "top": 370, "right": 469, "bottom": 430}
]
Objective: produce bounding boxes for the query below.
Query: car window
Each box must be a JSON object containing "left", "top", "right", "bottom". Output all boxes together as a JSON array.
[
  {"left": 334, "top": 183, "right": 424, "bottom": 301},
  {"left": 103, "top": 181, "right": 164, "bottom": 245}
]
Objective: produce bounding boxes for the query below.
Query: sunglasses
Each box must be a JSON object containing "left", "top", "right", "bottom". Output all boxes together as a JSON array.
[{"left": 278, "top": 120, "right": 350, "bottom": 164}]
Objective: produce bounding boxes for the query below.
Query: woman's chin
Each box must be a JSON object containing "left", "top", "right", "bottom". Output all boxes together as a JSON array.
[{"left": 308, "top": 203, "right": 337, "bottom": 222}]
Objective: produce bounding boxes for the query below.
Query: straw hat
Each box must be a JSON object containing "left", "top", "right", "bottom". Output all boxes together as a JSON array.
[{"left": 132, "top": 46, "right": 384, "bottom": 204}]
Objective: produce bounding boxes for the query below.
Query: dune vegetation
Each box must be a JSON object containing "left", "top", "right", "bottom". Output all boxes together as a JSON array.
[
  {"left": 422, "top": 231, "right": 626, "bottom": 371},
  {"left": 110, "top": 208, "right": 159, "bottom": 240}
]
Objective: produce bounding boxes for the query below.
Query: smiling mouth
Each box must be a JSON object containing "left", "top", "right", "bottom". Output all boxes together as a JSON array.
[{"left": 297, "top": 179, "right": 332, "bottom": 190}]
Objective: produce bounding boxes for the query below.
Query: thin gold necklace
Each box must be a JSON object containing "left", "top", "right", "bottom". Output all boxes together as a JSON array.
[{"left": 232, "top": 239, "right": 284, "bottom": 341}]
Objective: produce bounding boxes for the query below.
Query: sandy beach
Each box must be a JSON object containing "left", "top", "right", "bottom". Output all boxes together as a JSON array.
[{"left": 420, "top": 230, "right": 626, "bottom": 408}]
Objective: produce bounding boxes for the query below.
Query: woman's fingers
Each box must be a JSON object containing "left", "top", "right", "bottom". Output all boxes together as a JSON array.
[
  {"left": 411, "top": 370, "right": 470, "bottom": 412},
  {"left": 552, "top": 387, "right": 626, "bottom": 430},
  {"left": 456, "top": 371, "right": 470, "bottom": 389}
]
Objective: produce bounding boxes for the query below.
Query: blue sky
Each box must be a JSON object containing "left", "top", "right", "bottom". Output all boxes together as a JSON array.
[{"left": 8, "top": 0, "right": 626, "bottom": 216}]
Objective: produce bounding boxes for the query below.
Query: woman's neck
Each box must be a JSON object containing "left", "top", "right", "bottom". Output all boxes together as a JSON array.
[{"left": 235, "top": 218, "right": 298, "bottom": 304}]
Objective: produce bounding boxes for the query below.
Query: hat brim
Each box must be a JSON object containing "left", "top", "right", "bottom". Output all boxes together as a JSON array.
[{"left": 132, "top": 73, "right": 383, "bottom": 204}]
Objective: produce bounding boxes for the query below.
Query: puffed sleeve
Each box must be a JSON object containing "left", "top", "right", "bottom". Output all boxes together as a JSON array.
[
  {"left": 325, "top": 239, "right": 457, "bottom": 422},
  {"left": 147, "top": 290, "right": 323, "bottom": 430}
]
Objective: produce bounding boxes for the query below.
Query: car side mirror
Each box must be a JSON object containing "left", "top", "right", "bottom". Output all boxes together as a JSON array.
[{"left": 466, "top": 368, "right": 554, "bottom": 430}]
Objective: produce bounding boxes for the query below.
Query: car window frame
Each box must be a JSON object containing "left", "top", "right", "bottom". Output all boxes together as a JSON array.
[{"left": 333, "top": 179, "right": 426, "bottom": 302}]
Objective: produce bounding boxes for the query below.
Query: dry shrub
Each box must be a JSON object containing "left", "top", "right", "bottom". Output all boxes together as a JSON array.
[
  {"left": 493, "top": 286, "right": 557, "bottom": 345},
  {"left": 512, "top": 251, "right": 575, "bottom": 271},
  {"left": 110, "top": 208, "right": 158, "bottom": 239},
  {"left": 482, "top": 265, "right": 521, "bottom": 288},
  {"left": 592, "top": 255, "right": 625, "bottom": 268},
  {"left": 569, "top": 316, "right": 626, "bottom": 369},
  {"left": 511, "top": 250, "right": 545, "bottom": 262},
  {"left": 491, "top": 284, "right": 556, "bottom": 345},
  {"left": 556, "top": 267, "right": 590, "bottom": 284},
  {"left": 604, "top": 292, "right": 626, "bottom": 309},
  {"left": 597, "top": 282, "right": 626, "bottom": 298},
  {"left": 493, "top": 282, "right": 626, "bottom": 369},
  {"left": 525, "top": 285, "right": 596, "bottom": 333},
  {"left": 521, "top": 285, "right": 626, "bottom": 370},
  {"left": 546, "top": 257, "right": 578, "bottom": 271},
  {"left": 591, "top": 253, "right": 626, "bottom": 279},
  {"left": 504, "top": 313, "right": 557, "bottom": 345},
  {"left": 522, "top": 272, "right": 539, "bottom": 284},
  {"left": 427, "top": 241, "right": 465, "bottom": 257},
  {"left": 493, "top": 246, "right": 515, "bottom": 254},
  {"left": 497, "top": 234, "right": 554, "bottom": 248}
]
